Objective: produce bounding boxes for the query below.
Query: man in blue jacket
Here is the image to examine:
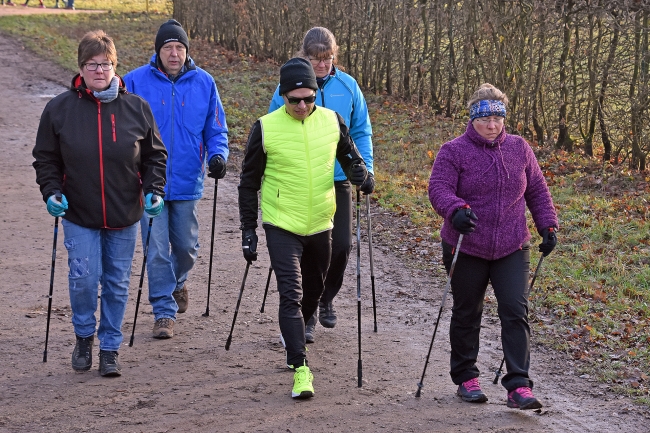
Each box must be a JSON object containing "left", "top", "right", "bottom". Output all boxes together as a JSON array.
[{"left": 124, "top": 19, "right": 229, "bottom": 338}]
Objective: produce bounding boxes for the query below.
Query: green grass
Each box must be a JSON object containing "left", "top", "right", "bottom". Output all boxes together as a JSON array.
[{"left": 2, "top": 0, "right": 649, "bottom": 401}]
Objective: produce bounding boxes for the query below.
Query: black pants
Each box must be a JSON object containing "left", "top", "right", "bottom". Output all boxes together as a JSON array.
[
  {"left": 320, "top": 181, "right": 353, "bottom": 305},
  {"left": 442, "top": 241, "right": 533, "bottom": 391},
  {"left": 264, "top": 225, "right": 332, "bottom": 367}
]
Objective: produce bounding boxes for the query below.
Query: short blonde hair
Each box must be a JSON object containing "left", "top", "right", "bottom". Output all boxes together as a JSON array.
[
  {"left": 467, "top": 83, "right": 508, "bottom": 109},
  {"left": 77, "top": 30, "right": 118, "bottom": 69}
]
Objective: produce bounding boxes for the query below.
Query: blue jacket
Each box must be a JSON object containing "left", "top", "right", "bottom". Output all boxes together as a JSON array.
[
  {"left": 269, "top": 67, "right": 373, "bottom": 181},
  {"left": 124, "top": 55, "right": 229, "bottom": 200}
]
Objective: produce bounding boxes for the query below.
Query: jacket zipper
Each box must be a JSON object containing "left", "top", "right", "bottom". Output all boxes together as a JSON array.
[
  {"left": 303, "top": 119, "right": 312, "bottom": 231},
  {"left": 97, "top": 102, "right": 108, "bottom": 227},
  {"left": 169, "top": 82, "right": 175, "bottom": 198},
  {"left": 111, "top": 114, "right": 116, "bottom": 142}
]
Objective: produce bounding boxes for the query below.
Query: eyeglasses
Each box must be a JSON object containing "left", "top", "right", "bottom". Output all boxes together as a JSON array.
[
  {"left": 308, "top": 56, "right": 334, "bottom": 66},
  {"left": 474, "top": 116, "right": 504, "bottom": 124},
  {"left": 84, "top": 62, "right": 113, "bottom": 71},
  {"left": 286, "top": 95, "right": 317, "bottom": 105}
]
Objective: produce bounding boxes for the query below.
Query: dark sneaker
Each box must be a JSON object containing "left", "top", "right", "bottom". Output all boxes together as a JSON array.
[
  {"left": 318, "top": 301, "right": 337, "bottom": 328},
  {"left": 305, "top": 313, "right": 316, "bottom": 344},
  {"left": 98, "top": 350, "right": 122, "bottom": 377},
  {"left": 173, "top": 284, "right": 189, "bottom": 313},
  {"left": 457, "top": 377, "right": 488, "bottom": 403},
  {"left": 507, "top": 387, "right": 542, "bottom": 410},
  {"left": 291, "top": 363, "right": 314, "bottom": 399},
  {"left": 71, "top": 334, "right": 94, "bottom": 371},
  {"left": 152, "top": 318, "right": 174, "bottom": 339}
]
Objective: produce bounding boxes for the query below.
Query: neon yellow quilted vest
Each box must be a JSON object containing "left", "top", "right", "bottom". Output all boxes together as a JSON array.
[{"left": 260, "top": 107, "right": 340, "bottom": 235}]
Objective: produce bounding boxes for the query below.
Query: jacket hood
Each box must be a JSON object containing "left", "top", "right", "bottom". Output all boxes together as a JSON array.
[
  {"left": 70, "top": 73, "right": 127, "bottom": 100},
  {"left": 465, "top": 119, "right": 507, "bottom": 148}
]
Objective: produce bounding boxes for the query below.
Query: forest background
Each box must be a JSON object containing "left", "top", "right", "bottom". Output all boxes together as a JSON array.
[{"left": 0, "top": 0, "right": 648, "bottom": 405}]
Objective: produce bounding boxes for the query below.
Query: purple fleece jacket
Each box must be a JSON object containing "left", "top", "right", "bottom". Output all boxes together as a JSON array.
[{"left": 428, "top": 121, "right": 558, "bottom": 261}]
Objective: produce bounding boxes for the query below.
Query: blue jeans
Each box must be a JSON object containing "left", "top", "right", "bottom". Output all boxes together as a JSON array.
[
  {"left": 61, "top": 219, "right": 138, "bottom": 351},
  {"left": 142, "top": 199, "right": 199, "bottom": 320}
]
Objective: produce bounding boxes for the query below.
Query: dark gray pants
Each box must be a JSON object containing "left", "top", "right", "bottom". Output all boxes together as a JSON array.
[
  {"left": 442, "top": 241, "right": 533, "bottom": 391},
  {"left": 264, "top": 225, "right": 332, "bottom": 367},
  {"left": 320, "top": 181, "right": 353, "bottom": 305}
]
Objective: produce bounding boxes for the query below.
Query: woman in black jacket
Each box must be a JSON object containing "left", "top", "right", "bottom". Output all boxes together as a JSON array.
[{"left": 33, "top": 30, "right": 167, "bottom": 377}]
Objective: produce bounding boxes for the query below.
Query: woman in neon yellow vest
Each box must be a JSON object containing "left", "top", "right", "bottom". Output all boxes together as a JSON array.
[{"left": 238, "top": 58, "right": 368, "bottom": 400}]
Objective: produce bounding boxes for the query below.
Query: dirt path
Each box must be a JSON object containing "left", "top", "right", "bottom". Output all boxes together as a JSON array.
[
  {"left": 0, "top": 32, "right": 648, "bottom": 432},
  {"left": 0, "top": 4, "right": 102, "bottom": 16}
]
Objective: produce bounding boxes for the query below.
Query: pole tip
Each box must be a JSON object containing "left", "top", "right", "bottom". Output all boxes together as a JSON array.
[
  {"left": 415, "top": 383, "right": 423, "bottom": 398},
  {"left": 225, "top": 337, "right": 231, "bottom": 351}
]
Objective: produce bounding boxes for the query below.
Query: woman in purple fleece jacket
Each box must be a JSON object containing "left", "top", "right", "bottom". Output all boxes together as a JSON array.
[{"left": 428, "top": 83, "right": 558, "bottom": 410}]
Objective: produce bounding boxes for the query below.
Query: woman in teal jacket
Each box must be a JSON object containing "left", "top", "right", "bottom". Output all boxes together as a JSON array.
[{"left": 269, "top": 27, "right": 375, "bottom": 343}]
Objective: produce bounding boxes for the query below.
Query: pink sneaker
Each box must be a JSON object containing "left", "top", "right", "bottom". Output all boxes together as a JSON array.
[
  {"left": 457, "top": 377, "right": 488, "bottom": 403},
  {"left": 507, "top": 386, "right": 543, "bottom": 410}
]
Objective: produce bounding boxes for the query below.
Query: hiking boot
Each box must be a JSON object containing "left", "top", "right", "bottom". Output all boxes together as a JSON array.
[
  {"left": 507, "top": 387, "right": 543, "bottom": 410},
  {"left": 98, "top": 350, "right": 122, "bottom": 377},
  {"left": 71, "top": 334, "right": 94, "bottom": 371},
  {"left": 152, "top": 318, "right": 174, "bottom": 339},
  {"left": 291, "top": 363, "right": 314, "bottom": 399},
  {"left": 173, "top": 284, "right": 188, "bottom": 313},
  {"left": 305, "top": 313, "right": 316, "bottom": 344},
  {"left": 457, "top": 377, "right": 488, "bottom": 403},
  {"left": 318, "top": 301, "right": 337, "bottom": 328}
]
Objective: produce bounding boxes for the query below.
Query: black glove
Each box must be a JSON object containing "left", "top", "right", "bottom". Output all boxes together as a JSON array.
[
  {"left": 359, "top": 172, "right": 375, "bottom": 194},
  {"left": 242, "top": 228, "right": 258, "bottom": 263},
  {"left": 452, "top": 206, "right": 478, "bottom": 234},
  {"left": 539, "top": 227, "right": 557, "bottom": 257},
  {"left": 208, "top": 155, "right": 227, "bottom": 179},
  {"left": 349, "top": 163, "right": 368, "bottom": 186}
]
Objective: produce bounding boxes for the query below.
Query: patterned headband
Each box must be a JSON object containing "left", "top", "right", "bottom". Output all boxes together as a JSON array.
[{"left": 469, "top": 100, "right": 507, "bottom": 120}]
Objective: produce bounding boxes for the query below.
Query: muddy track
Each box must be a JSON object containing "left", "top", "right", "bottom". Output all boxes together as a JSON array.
[{"left": 0, "top": 31, "right": 648, "bottom": 432}]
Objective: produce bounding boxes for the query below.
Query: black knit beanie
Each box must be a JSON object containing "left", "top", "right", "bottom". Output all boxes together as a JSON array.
[
  {"left": 279, "top": 58, "right": 318, "bottom": 95},
  {"left": 155, "top": 19, "right": 189, "bottom": 55}
]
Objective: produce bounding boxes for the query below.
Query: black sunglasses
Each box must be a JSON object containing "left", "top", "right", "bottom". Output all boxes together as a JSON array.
[{"left": 286, "top": 95, "right": 317, "bottom": 105}]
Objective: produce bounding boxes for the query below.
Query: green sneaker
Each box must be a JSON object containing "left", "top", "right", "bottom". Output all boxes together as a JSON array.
[{"left": 291, "top": 364, "right": 314, "bottom": 399}]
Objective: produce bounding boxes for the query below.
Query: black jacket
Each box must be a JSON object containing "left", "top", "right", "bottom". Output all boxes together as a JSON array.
[{"left": 33, "top": 74, "right": 167, "bottom": 229}]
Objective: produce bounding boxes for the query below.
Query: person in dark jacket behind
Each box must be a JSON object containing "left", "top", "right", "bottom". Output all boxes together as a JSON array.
[
  {"left": 269, "top": 27, "right": 375, "bottom": 343},
  {"left": 238, "top": 58, "right": 368, "bottom": 399},
  {"left": 428, "top": 83, "right": 558, "bottom": 410},
  {"left": 32, "top": 30, "right": 167, "bottom": 377},
  {"left": 123, "top": 19, "right": 229, "bottom": 338}
]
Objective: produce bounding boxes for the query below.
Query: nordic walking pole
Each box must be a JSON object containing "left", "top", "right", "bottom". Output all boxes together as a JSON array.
[
  {"left": 203, "top": 179, "right": 219, "bottom": 317},
  {"left": 43, "top": 194, "right": 62, "bottom": 363},
  {"left": 260, "top": 266, "right": 273, "bottom": 313},
  {"left": 356, "top": 188, "right": 363, "bottom": 387},
  {"left": 128, "top": 217, "right": 154, "bottom": 347},
  {"left": 225, "top": 261, "right": 251, "bottom": 350},
  {"left": 415, "top": 234, "right": 464, "bottom": 397},
  {"left": 493, "top": 253, "right": 545, "bottom": 384},
  {"left": 365, "top": 194, "right": 378, "bottom": 332}
]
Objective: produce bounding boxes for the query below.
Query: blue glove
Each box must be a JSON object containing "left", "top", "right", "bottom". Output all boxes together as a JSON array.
[
  {"left": 46, "top": 193, "right": 68, "bottom": 217},
  {"left": 144, "top": 193, "right": 164, "bottom": 217}
]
